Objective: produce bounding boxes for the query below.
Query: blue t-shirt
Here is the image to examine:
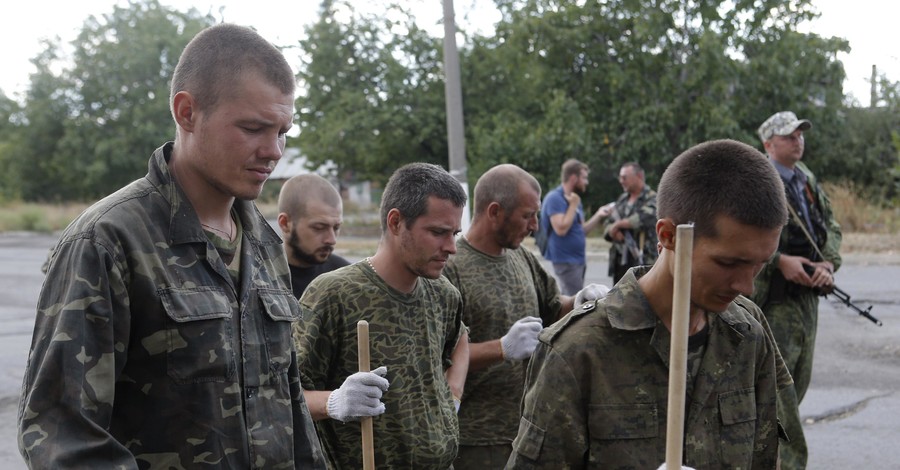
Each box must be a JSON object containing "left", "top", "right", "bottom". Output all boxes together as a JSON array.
[{"left": 541, "top": 186, "right": 585, "bottom": 264}]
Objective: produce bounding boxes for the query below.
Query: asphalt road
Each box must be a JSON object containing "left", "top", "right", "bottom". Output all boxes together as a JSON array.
[{"left": 0, "top": 231, "right": 898, "bottom": 468}]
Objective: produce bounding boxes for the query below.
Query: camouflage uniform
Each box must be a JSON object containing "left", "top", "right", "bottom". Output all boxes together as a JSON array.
[
  {"left": 603, "top": 185, "right": 659, "bottom": 283},
  {"left": 751, "top": 160, "right": 842, "bottom": 470},
  {"left": 18, "top": 143, "right": 325, "bottom": 469},
  {"left": 294, "top": 261, "right": 464, "bottom": 469},
  {"left": 443, "top": 239, "right": 562, "bottom": 468},
  {"left": 507, "top": 268, "right": 780, "bottom": 469}
]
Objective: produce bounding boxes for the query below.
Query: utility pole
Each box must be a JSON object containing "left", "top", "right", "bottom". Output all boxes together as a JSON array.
[
  {"left": 442, "top": 0, "right": 471, "bottom": 233},
  {"left": 870, "top": 64, "right": 877, "bottom": 108}
]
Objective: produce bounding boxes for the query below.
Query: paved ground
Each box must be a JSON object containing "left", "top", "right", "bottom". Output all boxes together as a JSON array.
[{"left": 0, "top": 231, "right": 898, "bottom": 468}]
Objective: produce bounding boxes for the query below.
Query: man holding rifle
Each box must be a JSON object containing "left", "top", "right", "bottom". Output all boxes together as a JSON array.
[
  {"left": 598, "top": 162, "right": 659, "bottom": 284},
  {"left": 507, "top": 140, "right": 788, "bottom": 469},
  {"left": 752, "top": 111, "right": 843, "bottom": 469}
]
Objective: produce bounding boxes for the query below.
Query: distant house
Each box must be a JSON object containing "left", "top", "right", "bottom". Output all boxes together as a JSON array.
[{"left": 270, "top": 148, "right": 374, "bottom": 208}]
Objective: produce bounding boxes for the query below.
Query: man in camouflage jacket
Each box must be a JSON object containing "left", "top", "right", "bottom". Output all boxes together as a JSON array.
[
  {"left": 507, "top": 140, "right": 788, "bottom": 469},
  {"left": 751, "top": 111, "right": 842, "bottom": 470},
  {"left": 17, "top": 24, "right": 324, "bottom": 469},
  {"left": 600, "top": 162, "right": 659, "bottom": 284}
]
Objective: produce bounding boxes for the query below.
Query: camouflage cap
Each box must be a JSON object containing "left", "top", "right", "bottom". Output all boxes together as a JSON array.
[{"left": 757, "top": 111, "right": 812, "bottom": 141}]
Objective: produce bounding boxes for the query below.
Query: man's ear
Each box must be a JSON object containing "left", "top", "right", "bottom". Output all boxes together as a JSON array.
[
  {"left": 276, "top": 213, "right": 291, "bottom": 234},
  {"left": 487, "top": 202, "right": 502, "bottom": 222},
  {"left": 386, "top": 208, "right": 403, "bottom": 236},
  {"left": 657, "top": 218, "right": 677, "bottom": 251},
  {"left": 172, "top": 91, "right": 197, "bottom": 132}
]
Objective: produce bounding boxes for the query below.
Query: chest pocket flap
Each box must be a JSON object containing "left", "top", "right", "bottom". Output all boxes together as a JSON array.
[
  {"left": 718, "top": 387, "right": 756, "bottom": 425},
  {"left": 589, "top": 403, "right": 658, "bottom": 439},
  {"left": 259, "top": 288, "right": 302, "bottom": 322},
  {"left": 161, "top": 286, "right": 231, "bottom": 321}
]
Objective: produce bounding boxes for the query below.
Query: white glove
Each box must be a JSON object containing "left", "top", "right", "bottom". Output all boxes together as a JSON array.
[
  {"left": 500, "top": 316, "right": 543, "bottom": 361},
  {"left": 574, "top": 283, "right": 610, "bottom": 307},
  {"left": 326, "top": 366, "right": 390, "bottom": 422},
  {"left": 656, "top": 464, "right": 696, "bottom": 470}
]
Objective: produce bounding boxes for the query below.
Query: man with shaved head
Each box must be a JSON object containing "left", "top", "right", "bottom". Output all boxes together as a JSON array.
[
  {"left": 444, "top": 163, "right": 606, "bottom": 468},
  {"left": 277, "top": 173, "right": 350, "bottom": 298}
]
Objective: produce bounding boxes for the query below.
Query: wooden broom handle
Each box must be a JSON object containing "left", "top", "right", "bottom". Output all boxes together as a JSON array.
[
  {"left": 358, "top": 320, "right": 375, "bottom": 470},
  {"left": 666, "top": 224, "right": 693, "bottom": 469}
]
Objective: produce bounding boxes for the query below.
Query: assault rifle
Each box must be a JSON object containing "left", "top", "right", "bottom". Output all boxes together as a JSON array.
[
  {"left": 605, "top": 203, "right": 643, "bottom": 266},
  {"left": 803, "top": 264, "right": 882, "bottom": 326}
]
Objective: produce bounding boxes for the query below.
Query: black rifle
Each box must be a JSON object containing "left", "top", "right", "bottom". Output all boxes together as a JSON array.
[
  {"left": 803, "top": 264, "right": 882, "bottom": 326},
  {"left": 607, "top": 204, "right": 643, "bottom": 266}
]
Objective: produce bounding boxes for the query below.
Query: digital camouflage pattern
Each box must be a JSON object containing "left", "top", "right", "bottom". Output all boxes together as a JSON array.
[
  {"left": 18, "top": 143, "right": 325, "bottom": 469},
  {"left": 603, "top": 185, "right": 659, "bottom": 281},
  {"left": 507, "top": 268, "right": 780, "bottom": 469},
  {"left": 442, "top": 238, "right": 561, "bottom": 452},
  {"left": 294, "top": 261, "right": 464, "bottom": 469},
  {"left": 751, "top": 160, "right": 841, "bottom": 470}
]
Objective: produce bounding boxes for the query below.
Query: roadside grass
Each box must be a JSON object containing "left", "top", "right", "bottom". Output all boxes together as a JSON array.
[
  {"left": 2, "top": 183, "right": 896, "bottom": 256},
  {"left": 0, "top": 202, "right": 89, "bottom": 233}
]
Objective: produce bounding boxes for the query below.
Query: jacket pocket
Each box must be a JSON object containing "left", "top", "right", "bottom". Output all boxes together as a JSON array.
[
  {"left": 160, "top": 286, "right": 234, "bottom": 384},
  {"left": 511, "top": 416, "right": 546, "bottom": 461},
  {"left": 259, "top": 288, "right": 302, "bottom": 374},
  {"left": 718, "top": 387, "right": 757, "bottom": 466},
  {"left": 587, "top": 403, "right": 658, "bottom": 467},
  {"left": 589, "top": 403, "right": 658, "bottom": 439}
]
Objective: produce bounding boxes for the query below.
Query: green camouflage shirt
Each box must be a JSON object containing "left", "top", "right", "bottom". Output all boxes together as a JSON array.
[
  {"left": 18, "top": 143, "right": 325, "bottom": 469},
  {"left": 294, "top": 261, "right": 464, "bottom": 469},
  {"left": 443, "top": 238, "right": 561, "bottom": 446},
  {"left": 603, "top": 185, "right": 659, "bottom": 272},
  {"left": 507, "top": 268, "right": 780, "bottom": 469}
]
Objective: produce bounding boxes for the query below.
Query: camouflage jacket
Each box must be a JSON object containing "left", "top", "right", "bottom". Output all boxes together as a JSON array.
[
  {"left": 752, "top": 161, "right": 842, "bottom": 306},
  {"left": 507, "top": 269, "right": 780, "bottom": 469},
  {"left": 603, "top": 185, "right": 659, "bottom": 272},
  {"left": 18, "top": 143, "right": 325, "bottom": 469},
  {"left": 443, "top": 238, "right": 561, "bottom": 446},
  {"left": 294, "top": 261, "right": 464, "bottom": 469}
]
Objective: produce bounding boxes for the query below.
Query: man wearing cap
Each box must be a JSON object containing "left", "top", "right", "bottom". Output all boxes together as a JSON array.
[{"left": 752, "top": 111, "right": 842, "bottom": 470}]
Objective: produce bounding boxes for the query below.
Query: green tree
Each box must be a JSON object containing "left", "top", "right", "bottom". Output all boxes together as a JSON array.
[
  {"left": 0, "top": 90, "right": 22, "bottom": 201},
  {"left": 294, "top": 0, "right": 449, "bottom": 184},
  {"left": 10, "top": 41, "right": 73, "bottom": 201},
  {"left": 461, "top": 0, "right": 848, "bottom": 205},
  {"left": 52, "top": 0, "right": 214, "bottom": 199},
  {"left": 9, "top": 0, "right": 214, "bottom": 201}
]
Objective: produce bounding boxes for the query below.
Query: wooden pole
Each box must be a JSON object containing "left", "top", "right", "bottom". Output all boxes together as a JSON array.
[
  {"left": 358, "top": 320, "right": 375, "bottom": 470},
  {"left": 666, "top": 224, "right": 693, "bottom": 469}
]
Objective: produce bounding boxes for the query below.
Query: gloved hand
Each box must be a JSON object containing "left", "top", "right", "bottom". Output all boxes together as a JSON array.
[
  {"left": 574, "top": 283, "right": 611, "bottom": 307},
  {"left": 500, "top": 316, "right": 543, "bottom": 361},
  {"left": 326, "top": 366, "right": 390, "bottom": 423},
  {"left": 656, "top": 464, "right": 696, "bottom": 470}
]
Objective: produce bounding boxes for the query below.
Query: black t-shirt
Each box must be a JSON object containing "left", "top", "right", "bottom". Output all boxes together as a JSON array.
[{"left": 288, "top": 254, "right": 351, "bottom": 299}]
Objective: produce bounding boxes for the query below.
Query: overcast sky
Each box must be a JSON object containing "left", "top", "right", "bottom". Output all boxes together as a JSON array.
[{"left": 1, "top": 0, "right": 897, "bottom": 106}]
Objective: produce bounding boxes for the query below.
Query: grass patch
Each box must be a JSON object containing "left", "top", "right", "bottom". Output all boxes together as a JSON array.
[
  {"left": 823, "top": 181, "right": 899, "bottom": 233},
  {"left": 2, "top": 184, "right": 895, "bottom": 256},
  {"left": 0, "top": 202, "right": 88, "bottom": 233}
]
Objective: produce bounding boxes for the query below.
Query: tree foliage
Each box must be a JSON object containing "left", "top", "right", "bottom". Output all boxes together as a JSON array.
[
  {"left": 1, "top": 0, "right": 897, "bottom": 209},
  {"left": 0, "top": 0, "right": 213, "bottom": 201},
  {"left": 293, "top": 0, "right": 449, "bottom": 184},
  {"left": 292, "top": 0, "right": 873, "bottom": 207}
]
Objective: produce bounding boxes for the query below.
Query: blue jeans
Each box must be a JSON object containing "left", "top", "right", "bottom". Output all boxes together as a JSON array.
[{"left": 552, "top": 262, "right": 585, "bottom": 296}]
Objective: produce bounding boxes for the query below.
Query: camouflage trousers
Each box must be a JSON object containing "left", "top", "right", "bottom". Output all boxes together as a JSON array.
[
  {"left": 453, "top": 443, "right": 512, "bottom": 470},
  {"left": 764, "top": 290, "right": 819, "bottom": 470}
]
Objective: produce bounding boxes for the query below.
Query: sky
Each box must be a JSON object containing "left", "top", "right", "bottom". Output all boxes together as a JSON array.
[{"left": 1, "top": 0, "right": 897, "bottom": 107}]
